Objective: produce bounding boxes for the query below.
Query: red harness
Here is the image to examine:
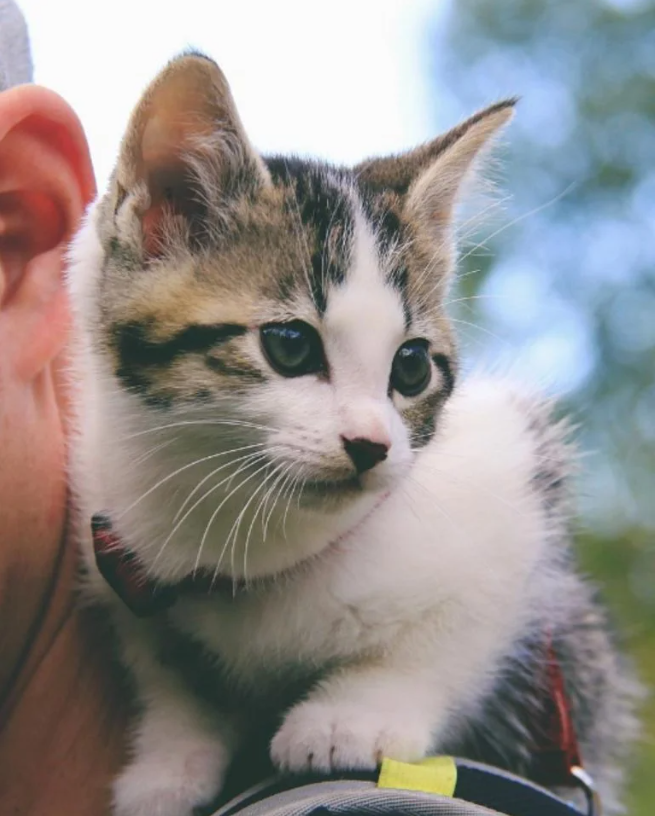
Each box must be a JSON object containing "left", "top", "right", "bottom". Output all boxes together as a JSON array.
[{"left": 91, "top": 512, "right": 585, "bottom": 789}]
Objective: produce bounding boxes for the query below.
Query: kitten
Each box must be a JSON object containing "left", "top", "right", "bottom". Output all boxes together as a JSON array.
[{"left": 67, "top": 53, "right": 639, "bottom": 816}]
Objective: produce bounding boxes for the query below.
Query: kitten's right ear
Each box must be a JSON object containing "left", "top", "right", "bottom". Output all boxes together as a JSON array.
[{"left": 113, "top": 52, "right": 269, "bottom": 257}]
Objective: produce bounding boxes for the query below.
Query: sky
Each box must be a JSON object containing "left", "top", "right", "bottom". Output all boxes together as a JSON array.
[{"left": 20, "top": 0, "right": 438, "bottom": 189}]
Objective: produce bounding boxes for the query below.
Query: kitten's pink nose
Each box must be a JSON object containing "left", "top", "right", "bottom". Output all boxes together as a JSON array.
[{"left": 341, "top": 436, "right": 389, "bottom": 474}]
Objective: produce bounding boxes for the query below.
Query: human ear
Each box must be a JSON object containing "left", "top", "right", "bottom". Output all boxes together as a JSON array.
[{"left": 0, "top": 85, "right": 95, "bottom": 380}]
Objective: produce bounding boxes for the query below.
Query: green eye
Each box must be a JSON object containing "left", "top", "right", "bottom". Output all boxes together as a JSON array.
[
  {"left": 260, "top": 321, "right": 325, "bottom": 377},
  {"left": 390, "top": 339, "right": 431, "bottom": 396}
]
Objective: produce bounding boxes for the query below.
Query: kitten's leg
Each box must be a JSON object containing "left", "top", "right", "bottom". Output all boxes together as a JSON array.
[
  {"left": 271, "top": 597, "right": 522, "bottom": 776},
  {"left": 271, "top": 661, "right": 441, "bottom": 774},
  {"left": 111, "top": 614, "right": 240, "bottom": 816}
]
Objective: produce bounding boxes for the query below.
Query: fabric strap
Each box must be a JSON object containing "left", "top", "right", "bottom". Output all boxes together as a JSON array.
[{"left": 211, "top": 759, "right": 588, "bottom": 816}]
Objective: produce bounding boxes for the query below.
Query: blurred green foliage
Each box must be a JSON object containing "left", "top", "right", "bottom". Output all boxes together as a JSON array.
[{"left": 429, "top": 0, "right": 654, "bottom": 811}]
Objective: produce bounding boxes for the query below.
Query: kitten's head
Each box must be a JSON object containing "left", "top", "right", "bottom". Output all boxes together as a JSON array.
[{"left": 81, "top": 53, "right": 512, "bottom": 554}]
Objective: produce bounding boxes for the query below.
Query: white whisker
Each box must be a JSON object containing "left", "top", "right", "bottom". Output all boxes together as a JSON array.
[
  {"left": 280, "top": 471, "right": 303, "bottom": 542},
  {"left": 262, "top": 463, "right": 296, "bottom": 541},
  {"left": 132, "top": 436, "right": 181, "bottom": 467},
  {"left": 172, "top": 443, "right": 266, "bottom": 524},
  {"left": 148, "top": 449, "right": 269, "bottom": 559},
  {"left": 443, "top": 293, "right": 507, "bottom": 310},
  {"left": 122, "top": 418, "right": 278, "bottom": 440},
  {"left": 458, "top": 182, "right": 577, "bottom": 266},
  {"left": 202, "top": 457, "right": 278, "bottom": 581},
  {"left": 184, "top": 451, "right": 278, "bottom": 574},
  {"left": 449, "top": 316, "right": 508, "bottom": 344},
  {"left": 118, "top": 447, "right": 263, "bottom": 520},
  {"left": 455, "top": 193, "right": 512, "bottom": 242},
  {"left": 149, "top": 450, "right": 273, "bottom": 571},
  {"left": 238, "top": 462, "right": 288, "bottom": 582}
]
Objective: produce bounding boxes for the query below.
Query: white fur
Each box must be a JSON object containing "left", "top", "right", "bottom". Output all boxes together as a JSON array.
[{"left": 67, "top": 199, "right": 562, "bottom": 816}]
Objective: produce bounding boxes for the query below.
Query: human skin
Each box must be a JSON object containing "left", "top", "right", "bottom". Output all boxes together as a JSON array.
[{"left": 0, "top": 83, "right": 128, "bottom": 816}]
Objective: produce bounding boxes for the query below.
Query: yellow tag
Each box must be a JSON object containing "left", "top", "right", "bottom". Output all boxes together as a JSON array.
[{"left": 378, "top": 756, "right": 457, "bottom": 796}]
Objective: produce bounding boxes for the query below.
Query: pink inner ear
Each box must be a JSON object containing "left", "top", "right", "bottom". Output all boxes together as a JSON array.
[
  {"left": 141, "top": 201, "right": 167, "bottom": 258},
  {"left": 139, "top": 150, "right": 188, "bottom": 258},
  {"left": 141, "top": 110, "right": 205, "bottom": 175},
  {"left": 123, "top": 55, "right": 262, "bottom": 259},
  {"left": 136, "top": 75, "right": 218, "bottom": 258}
]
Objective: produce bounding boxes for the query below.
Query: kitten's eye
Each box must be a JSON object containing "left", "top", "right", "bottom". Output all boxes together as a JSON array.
[
  {"left": 260, "top": 321, "right": 325, "bottom": 377},
  {"left": 390, "top": 339, "right": 431, "bottom": 397}
]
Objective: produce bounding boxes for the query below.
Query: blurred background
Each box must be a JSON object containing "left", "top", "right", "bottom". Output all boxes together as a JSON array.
[{"left": 19, "top": 0, "right": 654, "bottom": 810}]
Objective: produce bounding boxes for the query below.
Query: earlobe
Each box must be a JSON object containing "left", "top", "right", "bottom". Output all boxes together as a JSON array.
[{"left": 0, "top": 85, "right": 95, "bottom": 380}]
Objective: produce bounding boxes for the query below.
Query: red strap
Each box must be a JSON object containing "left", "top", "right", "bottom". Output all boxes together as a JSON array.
[
  {"left": 533, "top": 632, "right": 583, "bottom": 786},
  {"left": 91, "top": 513, "right": 241, "bottom": 616},
  {"left": 92, "top": 514, "right": 179, "bottom": 617}
]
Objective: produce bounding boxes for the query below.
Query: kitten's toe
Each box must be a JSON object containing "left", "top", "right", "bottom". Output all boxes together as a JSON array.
[
  {"left": 112, "top": 742, "right": 228, "bottom": 816},
  {"left": 271, "top": 700, "right": 432, "bottom": 774}
]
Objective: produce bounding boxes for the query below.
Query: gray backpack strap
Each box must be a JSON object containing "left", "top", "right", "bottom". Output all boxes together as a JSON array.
[
  {"left": 215, "top": 778, "right": 499, "bottom": 816},
  {"left": 213, "top": 759, "right": 590, "bottom": 816}
]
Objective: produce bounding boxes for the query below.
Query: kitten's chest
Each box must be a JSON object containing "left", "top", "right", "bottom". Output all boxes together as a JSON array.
[
  {"left": 171, "top": 580, "right": 368, "bottom": 674},
  {"left": 166, "top": 548, "right": 417, "bottom": 691}
]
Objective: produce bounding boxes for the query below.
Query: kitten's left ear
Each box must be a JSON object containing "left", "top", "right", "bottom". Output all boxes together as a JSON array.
[
  {"left": 114, "top": 52, "right": 269, "bottom": 256},
  {"left": 355, "top": 100, "right": 515, "bottom": 243}
]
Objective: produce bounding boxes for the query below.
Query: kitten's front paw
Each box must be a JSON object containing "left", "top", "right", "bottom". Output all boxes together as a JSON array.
[
  {"left": 271, "top": 699, "right": 433, "bottom": 774},
  {"left": 113, "top": 740, "right": 229, "bottom": 816}
]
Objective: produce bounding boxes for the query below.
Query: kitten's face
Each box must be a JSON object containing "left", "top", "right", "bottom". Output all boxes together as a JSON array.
[
  {"left": 98, "top": 160, "right": 455, "bottom": 506},
  {"left": 83, "top": 54, "right": 512, "bottom": 536}
]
